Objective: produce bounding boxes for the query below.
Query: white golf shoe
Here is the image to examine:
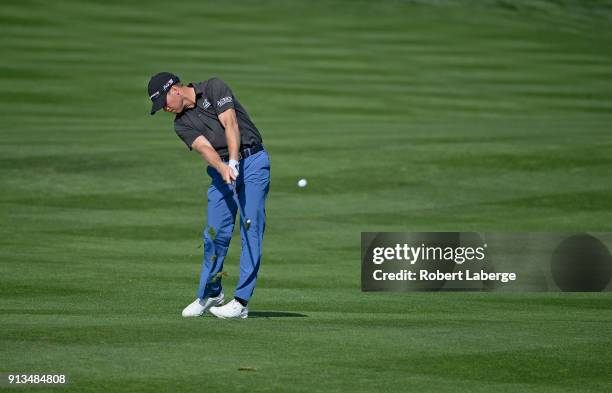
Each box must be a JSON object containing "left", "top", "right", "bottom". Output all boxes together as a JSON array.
[
  {"left": 209, "top": 299, "right": 248, "bottom": 319},
  {"left": 181, "top": 292, "right": 225, "bottom": 317}
]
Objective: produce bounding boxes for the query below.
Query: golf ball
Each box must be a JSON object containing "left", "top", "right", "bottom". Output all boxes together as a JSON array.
[{"left": 297, "top": 179, "right": 307, "bottom": 188}]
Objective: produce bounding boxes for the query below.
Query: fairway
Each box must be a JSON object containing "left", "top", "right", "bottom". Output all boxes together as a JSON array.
[{"left": 2, "top": 0, "right": 612, "bottom": 392}]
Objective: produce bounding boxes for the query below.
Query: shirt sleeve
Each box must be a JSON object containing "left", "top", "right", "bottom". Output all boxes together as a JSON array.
[
  {"left": 207, "top": 78, "right": 235, "bottom": 115},
  {"left": 174, "top": 121, "right": 201, "bottom": 151}
]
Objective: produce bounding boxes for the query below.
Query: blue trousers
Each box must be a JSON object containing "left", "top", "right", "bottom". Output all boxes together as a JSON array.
[{"left": 196, "top": 149, "right": 270, "bottom": 301}]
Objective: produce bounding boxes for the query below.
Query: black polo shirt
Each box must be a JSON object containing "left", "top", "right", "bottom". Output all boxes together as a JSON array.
[{"left": 173, "top": 78, "right": 263, "bottom": 156}]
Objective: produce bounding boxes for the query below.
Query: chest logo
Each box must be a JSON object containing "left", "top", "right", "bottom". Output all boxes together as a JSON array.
[{"left": 202, "top": 99, "right": 211, "bottom": 110}]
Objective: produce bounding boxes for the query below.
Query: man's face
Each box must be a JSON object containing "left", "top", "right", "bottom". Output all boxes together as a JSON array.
[{"left": 163, "top": 85, "right": 183, "bottom": 113}]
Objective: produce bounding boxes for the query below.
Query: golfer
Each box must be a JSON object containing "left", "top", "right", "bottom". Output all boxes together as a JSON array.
[{"left": 147, "top": 72, "right": 270, "bottom": 319}]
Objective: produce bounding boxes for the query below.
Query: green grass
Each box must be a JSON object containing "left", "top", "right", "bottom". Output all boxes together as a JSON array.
[{"left": 1, "top": 0, "right": 612, "bottom": 392}]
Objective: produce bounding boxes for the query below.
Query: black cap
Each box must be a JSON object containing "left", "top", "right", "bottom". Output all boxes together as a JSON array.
[{"left": 147, "top": 72, "right": 180, "bottom": 115}]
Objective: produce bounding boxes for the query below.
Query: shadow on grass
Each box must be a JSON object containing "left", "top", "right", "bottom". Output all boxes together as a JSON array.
[{"left": 249, "top": 311, "right": 307, "bottom": 318}]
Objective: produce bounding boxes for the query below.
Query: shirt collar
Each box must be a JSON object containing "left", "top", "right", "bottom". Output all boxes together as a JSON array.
[{"left": 188, "top": 82, "right": 203, "bottom": 97}]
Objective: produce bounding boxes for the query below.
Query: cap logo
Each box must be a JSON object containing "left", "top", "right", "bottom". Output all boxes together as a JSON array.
[
  {"left": 162, "top": 78, "right": 175, "bottom": 91},
  {"left": 150, "top": 91, "right": 160, "bottom": 100}
]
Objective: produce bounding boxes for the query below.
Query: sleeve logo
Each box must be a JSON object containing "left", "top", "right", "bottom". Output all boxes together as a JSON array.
[{"left": 217, "top": 97, "right": 233, "bottom": 107}]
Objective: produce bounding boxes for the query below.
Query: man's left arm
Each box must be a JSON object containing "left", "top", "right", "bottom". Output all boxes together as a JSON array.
[
  {"left": 219, "top": 109, "right": 241, "bottom": 176},
  {"left": 219, "top": 109, "right": 240, "bottom": 161},
  {"left": 209, "top": 78, "right": 240, "bottom": 177}
]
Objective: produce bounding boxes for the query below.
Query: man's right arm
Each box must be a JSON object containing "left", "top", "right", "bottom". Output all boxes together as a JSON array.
[{"left": 191, "top": 136, "right": 236, "bottom": 184}]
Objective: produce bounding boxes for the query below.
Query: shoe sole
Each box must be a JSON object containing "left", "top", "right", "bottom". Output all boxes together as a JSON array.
[
  {"left": 210, "top": 313, "right": 248, "bottom": 320},
  {"left": 209, "top": 309, "right": 248, "bottom": 319}
]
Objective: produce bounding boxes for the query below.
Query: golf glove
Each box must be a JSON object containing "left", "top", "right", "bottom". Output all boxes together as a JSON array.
[{"left": 228, "top": 159, "right": 239, "bottom": 178}]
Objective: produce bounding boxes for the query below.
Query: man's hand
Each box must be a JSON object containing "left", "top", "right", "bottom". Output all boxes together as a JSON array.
[
  {"left": 191, "top": 136, "right": 236, "bottom": 184},
  {"left": 218, "top": 163, "right": 238, "bottom": 184}
]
